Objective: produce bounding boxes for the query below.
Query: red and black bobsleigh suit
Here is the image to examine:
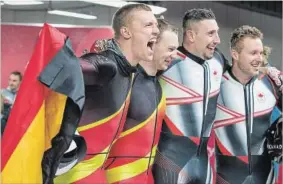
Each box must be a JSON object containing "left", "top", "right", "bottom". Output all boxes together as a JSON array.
[
  {"left": 104, "top": 66, "right": 166, "bottom": 184},
  {"left": 54, "top": 39, "right": 136, "bottom": 183}
]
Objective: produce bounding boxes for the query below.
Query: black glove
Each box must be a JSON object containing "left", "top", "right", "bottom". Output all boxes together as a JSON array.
[
  {"left": 55, "top": 134, "right": 87, "bottom": 176},
  {"left": 80, "top": 53, "right": 117, "bottom": 86},
  {"left": 42, "top": 98, "right": 80, "bottom": 184},
  {"left": 265, "top": 116, "right": 282, "bottom": 160}
]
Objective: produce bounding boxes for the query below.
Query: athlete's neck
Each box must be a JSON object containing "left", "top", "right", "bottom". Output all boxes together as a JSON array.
[
  {"left": 139, "top": 60, "right": 157, "bottom": 76},
  {"left": 231, "top": 65, "right": 253, "bottom": 85},
  {"left": 115, "top": 39, "right": 139, "bottom": 66},
  {"left": 183, "top": 42, "right": 204, "bottom": 60}
]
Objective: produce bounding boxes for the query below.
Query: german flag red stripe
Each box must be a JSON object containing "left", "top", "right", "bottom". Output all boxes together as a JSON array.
[{"left": 1, "top": 24, "right": 66, "bottom": 170}]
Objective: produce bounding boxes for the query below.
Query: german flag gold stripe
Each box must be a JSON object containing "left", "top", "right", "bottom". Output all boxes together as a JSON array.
[
  {"left": 2, "top": 103, "right": 46, "bottom": 183},
  {"left": 2, "top": 91, "right": 67, "bottom": 183},
  {"left": 45, "top": 91, "right": 67, "bottom": 149}
]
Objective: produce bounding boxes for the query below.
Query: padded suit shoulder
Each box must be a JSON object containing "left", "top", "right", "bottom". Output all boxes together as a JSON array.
[{"left": 80, "top": 52, "right": 118, "bottom": 86}]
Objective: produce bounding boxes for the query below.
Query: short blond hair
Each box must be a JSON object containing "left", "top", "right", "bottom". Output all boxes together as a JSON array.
[
  {"left": 230, "top": 25, "right": 263, "bottom": 52},
  {"left": 112, "top": 3, "right": 152, "bottom": 39},
  {"left": 157, "top": 18, "right": 178, "bottom": 42}
]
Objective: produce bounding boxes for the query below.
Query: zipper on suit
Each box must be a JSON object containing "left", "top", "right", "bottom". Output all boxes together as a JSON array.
[
  {"left": 102, "top": 73, "right": 137, "bottom": 168},
  {"left": 197, "top": 62, "right": 211, "bottom": 156},
  {"left": 147, "top": 77, "right": 159, "bottom": 174},
  {"left": 243, "top": 84, "right": 254, "bottom": 175}
]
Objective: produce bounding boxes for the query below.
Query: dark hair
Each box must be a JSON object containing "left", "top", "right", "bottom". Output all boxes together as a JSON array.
[
  {"left": 112, "top": 3, "right": 152, "bottom": 39},
  {"left": 157, "top": 18, "right": 178, "bottom": 42},
  {"left": 183, "top": 8, "right": 215, "bottom": 36},
  {"left": 10, "top": 71, "right": 22, "bottom": 81},
  {"left": 230, "top": 25, "right": 263, "bottom": 52}
]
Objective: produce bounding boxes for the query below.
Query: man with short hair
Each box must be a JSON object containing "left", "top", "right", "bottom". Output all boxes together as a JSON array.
[
  {"left": 1, "top": 71, "right": 22, "bottom": 106},
  {"left": 1, "top": 71, "right": 22, "bottom": 134},
  {"left": 111, "top": 3, "right": 159, "bottom": 65},
  {"left": 54, "top": 3, "right": 159, "bottom": 183},
  {"left": 105, "top": 18, "right": 179, "bottom": 184},
  {"left": 214, "top": 25, "right": 282, "bottom": 184},
  {"left": 153, "top": 8, "right": 227, "bottom": 184}
]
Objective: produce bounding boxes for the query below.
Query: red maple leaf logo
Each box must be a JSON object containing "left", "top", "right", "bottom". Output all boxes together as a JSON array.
[{"left": 258, "top": 93, "right": 264, "bottom": 98}]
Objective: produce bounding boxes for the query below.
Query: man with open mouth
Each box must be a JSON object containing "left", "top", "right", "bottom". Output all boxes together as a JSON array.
[
  {"left": 104, "top": 17, "right": 179, "bottom": 184},
  {"left": 54, "top": 3, "right": 159, "bottom": 184}
]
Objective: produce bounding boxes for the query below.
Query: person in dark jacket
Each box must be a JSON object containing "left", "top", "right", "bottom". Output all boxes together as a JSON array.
[
  {"left": 1, "top": 71, "right": 22, "bottom": 135},
  {"left": 105, "top": 18, "right": 179, "bottom": 184},
  {"left": 54, "top": 3, "right": 159, "bottom": 183},
  {"left": 1, "top": 94, "right": 11, "bottom": 135}
]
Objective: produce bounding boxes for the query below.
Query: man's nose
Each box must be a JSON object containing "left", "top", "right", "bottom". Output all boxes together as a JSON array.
[
  {"left": 214, "top": 33, "right": 221, "bottom": 44},
  {"left": 153, "top": 24, "right": 160, "bottom": 36}
]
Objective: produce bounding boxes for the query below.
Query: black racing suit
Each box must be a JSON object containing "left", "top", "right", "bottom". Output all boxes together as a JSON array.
[
  {"left": 105, "top": 66, "right": 166, "bottom": 184},
  {"left": 54, "top": 39, "right": 137, "bottom": 183}
]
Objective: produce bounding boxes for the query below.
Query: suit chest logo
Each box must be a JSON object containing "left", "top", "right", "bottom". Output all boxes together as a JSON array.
[
  {"left": 213, "top": 70, "right": 221, "bottom": 82},
  {"left": 256, "top": 92, "right": 266, "bottom": 103}
]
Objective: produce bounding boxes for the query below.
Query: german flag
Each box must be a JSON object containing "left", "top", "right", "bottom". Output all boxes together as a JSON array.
[{"left": 1, "top": 23, "right": 85, "bottom": 184}]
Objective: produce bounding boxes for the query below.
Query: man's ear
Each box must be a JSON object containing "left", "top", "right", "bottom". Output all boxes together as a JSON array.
[
  {"left": 231, "top": 48, "right": 239, "bottom": 61},
  {"left": 186, "top": 29, "right": 195, "bottom": 43},
  {"left": 120, "top": 27, "right": 131, "bottom": 39}
]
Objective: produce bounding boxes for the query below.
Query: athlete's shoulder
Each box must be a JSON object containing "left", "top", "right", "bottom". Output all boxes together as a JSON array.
[
  {"left": 176, "top": 49, "right": 187, "bottom": 60},
  {"left": 214, "top": 48, "right": 231, "bottom": 72},
  {"left": 259, "top": 74, "right": 279, "bottom": 93},
  {"left": 80, "top": 51, "right": 116, "bottom": 65},
  {"left": 214, "top": 48, "right": 226, "bottom": 62},
  {"left": 221, "top": 70, "right": 231, "bottom": 83}
]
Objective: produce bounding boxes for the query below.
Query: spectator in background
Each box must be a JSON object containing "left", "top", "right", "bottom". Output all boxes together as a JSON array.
[
  {"left": 1, "top": 71, "right": 22, "bottom": 135},
  {"left": 1, "top": 71, "right": 22, "bottom": 105},
  {"left": 1, "top": 94, "right": 11, "bottom": 135}
]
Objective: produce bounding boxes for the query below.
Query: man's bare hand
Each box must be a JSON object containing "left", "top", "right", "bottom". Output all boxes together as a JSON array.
[{"left": 259, "top": 67, "right": 283, "bottom": 92}]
